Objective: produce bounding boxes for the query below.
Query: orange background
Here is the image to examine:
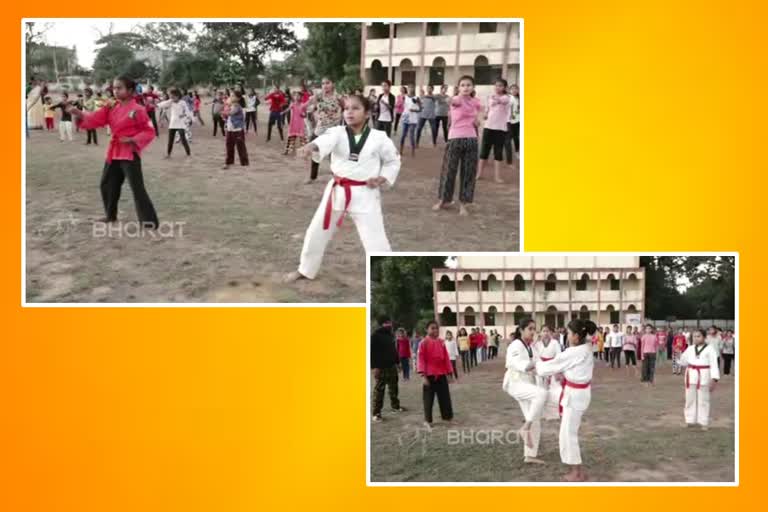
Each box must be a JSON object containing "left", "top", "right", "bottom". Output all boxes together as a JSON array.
[{"left": 5, "top": 3, "right": 766, "bottom": 510}]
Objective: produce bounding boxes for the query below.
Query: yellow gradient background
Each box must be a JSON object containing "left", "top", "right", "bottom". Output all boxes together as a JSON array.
[{"left": 5, "top": 3, "right": 766, "bottom": 510}]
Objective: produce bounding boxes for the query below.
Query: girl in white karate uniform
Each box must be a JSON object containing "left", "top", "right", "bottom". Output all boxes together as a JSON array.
[
  {"left": 678, "top": 328, "right": 720, "bottom": 429},
  {"left": 502, "top": 318, "right": 548, "bottom": 464},
  {"left": 536, "top": 319, "right": 596, "bottom": 482},
  {"left": 284, "top": 94, "right": 401, "bottom": 282},
  {"left": 532, "top": 325, "right": 563, "bottom": 420}
]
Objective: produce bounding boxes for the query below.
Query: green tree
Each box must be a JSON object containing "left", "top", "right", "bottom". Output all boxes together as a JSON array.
[
  {"left": 134, "top": 22, "right": 196, "bottom": 52},
  {"left": 370, "top": 256, "right": 448, "bottom": 333},
  {"left": 337, "top": 64, "right": 363, "bottom": 94},
  {"left": 93, "top": 44, "right": 135, "bottom": 83},
  {"left": 195, "top": 23, "right": 297, "bottom": 84},
  {"left": 303, "top": 23, "right": 361, "bottom": 83},
  {"left": 95, "top": 33, "right": 153, "bottom": 52},
  {"left": 159, "top": 52, "right": 220, "bottom": 89}
]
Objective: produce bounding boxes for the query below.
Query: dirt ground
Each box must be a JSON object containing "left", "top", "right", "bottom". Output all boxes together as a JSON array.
[
  {"left": 370, "top": 349, "right": 736, "bottom": 482},
  {"left": 24, "top": 112, "right": 519, "bottom": 303}
]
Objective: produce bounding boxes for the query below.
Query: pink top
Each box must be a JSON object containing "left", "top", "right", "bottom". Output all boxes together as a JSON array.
[
  {"left": 395, "top": 94, "right": 405, "bottom": 114},
  {"left": 485, "top": 94, "right": 511, "bottom": 131},
  {"left": 78, "top": 99, "right": 155, "bottom": 162},
  {"left": 396, "top": 336, "right": 411, "bottom": 358},
  {"left": 193, "top": 97, "right": 201, "bottom": 112},
  {"left": 448, "top": 95, "right": 482, "bottom": 140},
  {"left": 288, "top": 101, "right": 308, "bottom": 137},
  {"left": 640, "top": 334, "right": 658, "bottom": 355},
  {"left": 623, "top": 334, "right": 638, "bottom": 351},
  {"left": 417, "top": 336, "right": 453, "bottom": 377}
]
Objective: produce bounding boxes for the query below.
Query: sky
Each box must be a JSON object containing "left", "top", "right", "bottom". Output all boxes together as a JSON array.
[{"left": 37, "top": 20, "right": 308, "bottom": 69}]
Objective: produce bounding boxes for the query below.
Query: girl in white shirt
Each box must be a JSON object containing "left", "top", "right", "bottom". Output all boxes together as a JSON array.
[
  {"left": 536, "top": 319, "right": 596, "bottom": 482},
  {"left": 444, "top": 330, "right": 459, "bottom": 380},
  {"left": 157, "top": 89, "right": 191, "bottom": 158},
  {"left": 532, "top": 325, "right": 562, "bottom": 420},
  {"left": 284, "top": 94, "right": 401, "bottom": 282},
  {"left": 679, "top": 328, "right": 720, "bottom": 429},
  {"left": 399, "top": 88, "right": 421, "bottom": 157}
]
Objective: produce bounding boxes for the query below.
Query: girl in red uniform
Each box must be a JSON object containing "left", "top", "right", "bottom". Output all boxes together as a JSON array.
[
  {"left": 68, "top": 76, "right": 159, "bottom": 228},
  {"left": 417, "top": 320, "right": 454, "bottom": 429}
]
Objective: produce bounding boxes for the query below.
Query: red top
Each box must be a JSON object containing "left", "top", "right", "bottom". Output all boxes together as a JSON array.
[
  {"left": 396, "top": 336, "right": 411, "bottom": 358},
  {"left": 469, "top": 333, "right": 480, "bottom": 348},
  {"left": 417, "top": 336, "right": 453, "bottom": 377},
  {"left": 300, "top": 90, "right": 311, "bottom": 103},
  {"left": 142, "top": 92, "right": 159, "bottom": 112},
  {"left": 78, "top": 99, "right": 155, "bottom": 162},
  {"left": 673, "top": 334, "right": 687, "bottom": 353},
  {"left": 481, "top": 333, "right": 488, "bottom": 347},
  {"left": 265, "top": 92, "right": 287, "bottom": 112}
]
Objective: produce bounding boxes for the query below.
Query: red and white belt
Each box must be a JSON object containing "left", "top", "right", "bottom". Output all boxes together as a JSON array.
[
  {"left": 559, "top": 379, "right": 591, "bottom": 416},
  {"left": 323, "top": 175, "right": 367, "bottom": 230},
  {"left": 685, "top": 365, "right": 710, "bottom": 390}
]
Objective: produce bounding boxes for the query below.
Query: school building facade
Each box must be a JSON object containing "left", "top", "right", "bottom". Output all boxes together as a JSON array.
[
  {"left": 360, "top": 21, "right": 521, "bottom": 96},
  {"left": 433, "top": 255, "right": 646, "bottom": 338}
]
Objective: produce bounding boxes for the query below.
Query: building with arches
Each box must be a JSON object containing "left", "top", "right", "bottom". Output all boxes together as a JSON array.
[
  {"left": 361, "top": 21, "right": 521, "bottom": 99},
  {"left": 433, "top": 255, "right": 645, "bottom": 338}
]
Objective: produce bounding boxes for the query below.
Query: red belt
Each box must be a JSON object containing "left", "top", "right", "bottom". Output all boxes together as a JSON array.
[
  {"left": 323, "top": 176, "right": 367, "bottom": 230},
  {"left": 540, "top": 356, "right": 553, "bottom": 361},
  {"left": 685, "top": 365, "right": 709, "bottom": 390},
  {"left": 559, "top": 379, "right": 591, "bottom": 416}
]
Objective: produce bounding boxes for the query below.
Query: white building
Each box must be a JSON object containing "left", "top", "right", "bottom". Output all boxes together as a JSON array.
[
  {"left": 361, "top": 21, "right": 521, "bottom": 97},
  {"left": 433, "top": 255, "right": 645, "bottom": 338}
]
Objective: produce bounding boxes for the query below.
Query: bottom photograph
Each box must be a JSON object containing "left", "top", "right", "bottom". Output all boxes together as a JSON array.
[{"left": 367, "top": 253, "right": 737, "bottom": 484}]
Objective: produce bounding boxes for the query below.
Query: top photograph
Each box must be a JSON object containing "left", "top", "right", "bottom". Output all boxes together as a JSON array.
[{"left": 23, "top": 19, "right": 522, "bottom": 305}]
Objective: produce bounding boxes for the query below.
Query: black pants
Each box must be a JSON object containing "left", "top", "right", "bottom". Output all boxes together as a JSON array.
[
  {"left": 610, "top": 347, "right": 622, "bottom": 368},
  {"left": 148, "top": 110, "right": 159, "bottom": 136},
  {"left": 434, "top": 115, "right": 449, "bottom": 143},
  {"left": 489, "top": 346, "right": 498, "bottom": 359},
  {"left": 460, "top": 350, "right": 470, "bottom": 373},
  {"left": 245, "top": 111, "right": 257, "bottom": 133},
  {"left": 212, "top": 114, "right": 225, "bottom": 136},
  {"left": 438, "top": 138, "right": 478, "bottom": 204},
  {"left": 394, "top": 112, "right": 402, "bottom": 132},
  {"left": 167, "top": 129, "right": 190, "bottom": 156},
  {"left": 416, "top": 117, "right": 437, "bottom": 146},
  {"left": 372, "top": 367, "right": 400, "bottom": 416},
  {"left": 450, "top": 360, "right": 458, "bottom": 379},
  {"left": 86, "top": 129, "right": 98, "bottom": 145},
  {"left": 504, "top": 122, "right": 520, "bottom": 164},
  {"left": 624, "top": 349, "right": 637, "bottom": 366},
  {"left": 267, "top": 111, "right": 284, "bottom": 141},
  {"left": 480, "top": 128, "right": 506, "bottom": 161},
  {"left": 309, "top": 133, "right": 320, "bottom": 181},
  {"left": 423, "top": 375, "right": 453, "bottom": 423},
  {"left": 722, "top": 353, "right": 734, "bottom": 375},
  {"left": 225, "top": 131, "right": 249, "bottom": 166},
  {"left": 470, "top": 347, "right": 478, "bottom": 367},
  {"left": 641, "top": 354, "right": 657, "bottom": 382},
  {"left": 376, "top": 120, "right": 392, "bottom": 137},
  {"left": 100, "top": 155, "right": 158, "bottom": 228}
]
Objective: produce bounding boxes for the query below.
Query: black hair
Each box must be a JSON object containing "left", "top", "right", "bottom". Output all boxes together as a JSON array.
[
  {"left": 514, "top": 317, "right": 536, "bottom": 340},
  {"left": 456, "top": 75, "right": 477, "bottom": 97},
  {"left": 233, "top": 90, "right": 245, "bottom": 107},
  {"left": 84, "top": 87, "right": 93, "bottom": 96},
  {"left": 567, "top": 319, "right": 598, "bottom": 345},
  {"left": 115, "top": 76, "right": 137, "bottom": 94},
  {"left": 425, "top": 320, "right": 439, "bottom": 330},
  {"left": 169, "top": 88, "right": 181, "bottom": 99},
  {"left": 401, "top": 85, "right": 409, "bottom": 95},
  {"left": 458, "top": 327, "right": 467, "bottom": 336},
  {"left": 346, "top": 93, "right": 371, "bottom": 113},
  {"left": 377, "top": 314, "right": 391, "bottom": 326},
  {"left": 495, "top": 78, "right": 508, "bottom": 89},
  {"left": 694, "top": 328, "right": 707, "bottom": 338},
  {"left": 381, "top": 79, "right": 391, "bottom": 87}
]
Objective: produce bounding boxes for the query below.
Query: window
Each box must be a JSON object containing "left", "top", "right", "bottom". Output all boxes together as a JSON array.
[
  {"left": 513, "top": 306, "right": 525, "bottom": 326},
  {"left": 579, "top": 306, "right": 590, "bottom": 321},
  {"left": 426, "top": 22, "right": 442, "bottom": 36},
  {"left": 576, "top": 273, "right": 589, "bottom": 291},
  {"left": 545, "top": 306, "right": 560, "bottom": 329},
  {"left": 545, "top": 274, "right": 556, "bottom": 291},
  {"left": 484, "top": 306, "right": 497, "bottom": 326},
  {"left": 440, "top": 306, "right": 457, "bottom": 326},
  {"left": 429, "top": 57, "right": 445, "bottom": 86},
  {"left": 399, "top": 59, "right": 415, "bottom": 87},
  {"left": 627, "top": 304, "right": 638, "bottom": 313},
  {"left": 513, "top": 274, "right": 525, "bottom": 291},
  {"left": 478, "top": 22, "right": 498, "bottom": 33},
  {"left": 438, "top": 275, "right": 455, "bottom": 292},
  {"left": 608, "top": 273, "right": 620, "bottom": 291},
  {"left": 482, "top": 274, "right": 499, "bottom": 292},
  {"left": 609, "top": 307, "right": 620, "bottom": 324},
  {"left": 473, "top": 55, "right": 499, "bottom": 85},
  {"left": 464, "top": 307, "right": 476, "bottom": 326},
  {"left": 369, "top": 60, "right": 387, "bottom": 86},
  {"left": 367, "top": 23, "right": 390, "bottom": 39}
]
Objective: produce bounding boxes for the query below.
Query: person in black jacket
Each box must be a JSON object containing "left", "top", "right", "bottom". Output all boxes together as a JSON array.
[
  {"left": 371, "top": 315, "right": 405, "bottom": 422},
  {"left": 375, "top": 80, "right": 396, "bottom": 137}
]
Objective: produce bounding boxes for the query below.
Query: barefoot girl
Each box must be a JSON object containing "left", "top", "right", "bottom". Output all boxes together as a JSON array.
[
  {"left": 284, "top": 90, "right": 309, "bottom": 155},
  {"left": 476, "top": 78, "right": 510, "bottom": 183},
  {"left": 67, "top": 76, "right": 159, "bottom": 228},
  {"left": 434, "top": 76, "right": 483, "bottom": 216},
  {"left": 536, "top": 319, "right": 596, "bottom": 482},
  {"left": 284, "top": 94, "right": 400, "bottom": 282},
  {"left": 678, "top": 328, "right": 720, "bottom": 429},
  {"left": 502, "top": 318, "right": 548, "bottom": 464},
  {"left": 222, "top": 90, "right": 249, "bottom": 169}
]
